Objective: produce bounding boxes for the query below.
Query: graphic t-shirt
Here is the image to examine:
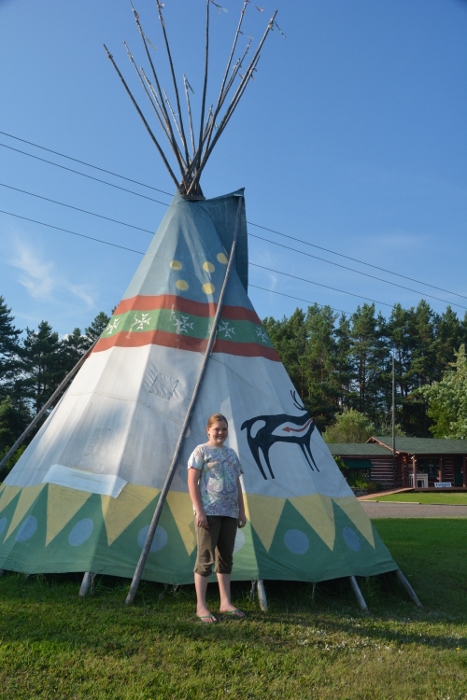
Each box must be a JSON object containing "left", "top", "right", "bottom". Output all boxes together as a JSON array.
[{"left": 188, "top": 443, "right": 243, "bottom": 518}]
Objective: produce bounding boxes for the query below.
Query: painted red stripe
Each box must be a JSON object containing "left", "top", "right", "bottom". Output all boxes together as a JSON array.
[
  {"left": 114, "top": 294, "right": 261, "bottom": 323},
  {"left": 94, "top": 330, "right": 280, "bottom": 361}
]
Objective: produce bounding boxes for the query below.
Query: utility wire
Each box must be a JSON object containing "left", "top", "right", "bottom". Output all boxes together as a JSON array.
[
  {"left": 0, "top": 130, "right": 173, "bottom": 196},
  {"left": 0, "top": 208, "right": 387, "bottom": 313},
  {"left": 249, "top": 233, "right": 466, "bottom": 310},
  {"left": 0, "top": 183, "right": 154, "bottom": 236},
  {"left": 249, "top": 284, "right": 349, "bottom": 316},
  {"left": 2, "top": 129, "right": 465, "bottom": 302},
  {"left": 0, "top": 142, "right": 171, "bottom": 208},
  {"left": 3, "top": 180, "right": 467, "bottom": 312},
  {"left": 251, "top": 263, "right": 395, "bottom": 309}
]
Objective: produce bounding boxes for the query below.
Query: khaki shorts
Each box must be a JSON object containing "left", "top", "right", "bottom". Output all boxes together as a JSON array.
[{"left": 194, "top": 515, "right": 238, "bottom": 577}]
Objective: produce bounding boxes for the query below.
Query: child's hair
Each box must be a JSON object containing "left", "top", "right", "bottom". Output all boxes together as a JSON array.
[{"left": 206, "top": 413, "right": 228, "bottom": 429}]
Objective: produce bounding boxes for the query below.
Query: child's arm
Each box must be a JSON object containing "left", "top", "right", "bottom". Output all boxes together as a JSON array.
[
  {"left": 188, "top": 467, "right": 209, "bottom": 529},
  {"left": 237, "top": 477, "right": 246, "bottom": 528}
]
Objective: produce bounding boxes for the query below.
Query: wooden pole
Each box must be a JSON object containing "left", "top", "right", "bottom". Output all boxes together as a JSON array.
[
  {"left": 256, "top": 580, "right": 268, "bottom": 612},
  {"left": 396, "top": 569, "right": 422, "bottom": 606},
  {"left": 0, "top": 340, "right": 97, "bottom": 471},
  {"left": 155, "top": 0, "right": 191, "bottom": 166},
  {"left": 349, "top": 576, "right": 368, "bottom": 612},
  {"left": 125, "top": 195, "right": 244, "bottom": 604},
  {"left": 104, "top": 45, "right": 181, "bottom": 191},
  {"left": 79, "top": 571, "right": 96, "bottom": 597}
]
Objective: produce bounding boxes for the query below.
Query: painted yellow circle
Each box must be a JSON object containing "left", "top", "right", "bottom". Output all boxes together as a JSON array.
[
  {"left": 202, "top": 261, "right": 215, "bottom": 273},
  {"left": 170, "top": 260, "right": 183, "bottom": 270},
  {"left": 176, "top": 280, "right": 189, "bottom": 291},
  {"left": 202, "top": 283, "right": 215, "bottom": 295},
  {"left": 217, "top": 253, "right": 228, "bottom": 264}
]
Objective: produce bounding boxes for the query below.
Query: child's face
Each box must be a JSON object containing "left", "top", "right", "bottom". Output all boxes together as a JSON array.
[{"left": 206, "top": 420, "right": 228, "bottom": 446}]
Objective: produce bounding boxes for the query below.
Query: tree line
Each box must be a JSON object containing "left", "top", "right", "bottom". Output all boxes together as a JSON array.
[
  {"left": 263, "top": 300, "right": 467, "bottom": 435},
  {"left": 0, "top": 295, "right": 109, "bottom": 470},
  {"left": 1, "top": 294, "right": 467, "bottom": 472}
]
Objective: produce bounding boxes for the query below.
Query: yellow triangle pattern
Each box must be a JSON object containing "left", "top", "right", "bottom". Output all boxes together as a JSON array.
[
  {"left": 289, "top": 494, "right": 336, "bottom": 550},
  {"left": 0, "top": 485, "right": 21, "bottom": 514},
  {"left": 333, "top": 496, "right": 376, "bottom": 548},
  {"left": 243, "top": 493, "right": 286, "bottom": 552},
  {"left": 5, "top": 484, "right": 45, "bottom": 541},
  {"left": 166, "top": 491, "right": 196, "bottom": 555},
  {"left": 46, "top": 485, "right": 93, "bottom": 545},
  {"left": 101, "top": 484, "right": 160, "bottom": 546}
]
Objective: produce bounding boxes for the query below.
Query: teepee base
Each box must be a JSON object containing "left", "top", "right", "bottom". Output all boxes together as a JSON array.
[
  {"left": 79, "top": 572, "right": 96, "bottom": 597},
  {"left": 396, "top": 569, "right": 422, "bottom": 607},
  {"left": 349, "top": 576, "right": 369, "bottom": 612}
]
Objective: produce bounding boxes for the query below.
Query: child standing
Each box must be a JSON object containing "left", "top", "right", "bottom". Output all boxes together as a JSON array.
[{"left": 187, "top": 413, "right": 246, "bottom": 623}]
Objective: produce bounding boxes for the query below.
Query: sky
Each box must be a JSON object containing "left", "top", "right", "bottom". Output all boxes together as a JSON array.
[{"left": 1, "top": 0, "right": 466, "bottom": 337}]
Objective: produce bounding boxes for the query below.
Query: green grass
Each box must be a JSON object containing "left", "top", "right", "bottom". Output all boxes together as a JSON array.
[
  {"left": 1, "top": 519, "right": 467, "bottom": 699},
  {"left": 366, "top": 492, "right": 467, "bottom": 504}
]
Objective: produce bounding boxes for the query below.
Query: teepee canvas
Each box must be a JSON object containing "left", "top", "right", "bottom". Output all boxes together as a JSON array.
[{"left": 0, "top": 3, "right": 404, "bottom": 603}]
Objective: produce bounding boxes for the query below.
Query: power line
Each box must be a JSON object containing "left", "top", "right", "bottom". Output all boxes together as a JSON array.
[
  {"left": 249, "top": 285, "right": 349, "bottom": 316},
  {"left": 0, "top": 130, "right": 173, "bottom": 196},
  {"left": 0, "top": 141, "right": 172, "bottom": 208},
  {"left": 0, "top": 207, "right": 391, "bottom": 312},
  {"left": 251, "top": 263, "right": 395, "bottom": 309},
  {"left": 2, "top": 129, "right": 465, "bottom": 303},
  {"left": 249, "top": 232, "right": 467, "bottom": 310},
  {"left": 0, "top": 183, "right": 155, "bottom": 236},
  {"left": 4, "top": 180, "right": 467, "bottom": 312}
]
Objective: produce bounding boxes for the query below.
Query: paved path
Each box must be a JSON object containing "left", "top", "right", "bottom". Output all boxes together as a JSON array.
[{"left": 359, "top": 500, "right": 467, "bottom": 518}]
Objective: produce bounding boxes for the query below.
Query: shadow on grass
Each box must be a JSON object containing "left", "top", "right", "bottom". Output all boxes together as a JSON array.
[{"left": 1, "top": 571, "right": 465, "bottom": 655}]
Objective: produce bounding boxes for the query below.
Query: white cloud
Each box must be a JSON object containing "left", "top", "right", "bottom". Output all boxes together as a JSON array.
[{"left": 7, "top": 237, "right": 94, "bottom": 308}]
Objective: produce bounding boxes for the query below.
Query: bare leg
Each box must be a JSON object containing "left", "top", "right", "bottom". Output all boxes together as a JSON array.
[
  {"left": 217, "top": 573, "right": 244, "bottom": 617},
  {"left": 194, "top": 573, "right": 216, "bottom": 621}
]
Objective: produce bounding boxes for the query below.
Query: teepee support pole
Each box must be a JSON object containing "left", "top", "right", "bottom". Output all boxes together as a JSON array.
[
  {"left": 155, "top": 0, "right": 190, "bottom": 166},
  {"left": 79, "top": 572, "right": 96, "bottom": 597},
  {"left": 104, "top": 45, "right": 181, "bottom": 191},
  {"left": 349, "top": 576, "right": 368, "bottom": 612},
  {"left": 131, "top": 9, "right": 188, "bottom": 179},
  {"left": 0, "top": 341, "right": 97, "bottom": 471},
  {"left": 187, "top": 11, "right": 276, "bottom": 195},
  {"left": 256, "top": 580, "right": 268, "bottom": 612},
  {"left": 125, "top": 195, "right": 244, "bottom": 605},
  {"left": 396, "top": 569, "right": 422, "bottom": 606}
]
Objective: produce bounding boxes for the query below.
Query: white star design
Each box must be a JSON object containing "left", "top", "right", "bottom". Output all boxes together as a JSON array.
[
  {"left": 217, "top": 320, "right": 236, "bottom": 339},
  {"left": 131, "top": 313, "right": 152, "bottom": 331},
  {"left": 105, "top": 318, "right": 121, "bottom": 335},
  {"left": 255, "top": 327, "right": 269, "bottom": 344},
  {"left": 172, "top": 313, "right": 194, "bottom": 334}
]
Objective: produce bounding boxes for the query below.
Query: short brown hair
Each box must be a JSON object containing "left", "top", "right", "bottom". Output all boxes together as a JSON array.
[{"left": 206, "top": 413, "right": 228, "bottom": 430}]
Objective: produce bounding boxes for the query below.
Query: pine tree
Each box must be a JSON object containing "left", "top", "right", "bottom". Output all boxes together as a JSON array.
[
  {"left": 17, "top": 321, "right": 63, "bottom": 413},
  {"left": 0, "top": 296, "right": 22, "bottom": 397}
]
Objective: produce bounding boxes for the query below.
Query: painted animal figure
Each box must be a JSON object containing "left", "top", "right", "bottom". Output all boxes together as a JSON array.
[{"left": 241, "top": 392, "right": 318, "bottom": 479}]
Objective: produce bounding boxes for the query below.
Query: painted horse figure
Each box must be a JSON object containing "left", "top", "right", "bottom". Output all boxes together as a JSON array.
[{"left": 241, "top": 392, "right": 318, "bottom": 480}]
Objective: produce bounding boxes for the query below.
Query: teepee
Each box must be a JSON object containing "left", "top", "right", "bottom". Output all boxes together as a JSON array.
[{"left": 0, "top": 2, "right": 415, "bottom": 609}]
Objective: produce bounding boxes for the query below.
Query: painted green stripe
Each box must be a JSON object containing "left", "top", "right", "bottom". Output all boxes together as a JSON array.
[{"left": 103, "top": 309, "right": 274, "bottom": 348}]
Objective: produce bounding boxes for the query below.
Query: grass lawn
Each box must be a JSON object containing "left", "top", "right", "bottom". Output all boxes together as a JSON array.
[
  {"left": 1, "top": 518, "right": 467, "bottom": 700},
  {"left": 365, "top": 492, "right": 467, "bottom": 505}
]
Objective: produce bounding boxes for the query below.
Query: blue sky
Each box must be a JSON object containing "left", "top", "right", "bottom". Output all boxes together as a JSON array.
[{"left": 1, "top": 0, "right": 466, "bottom": 337}]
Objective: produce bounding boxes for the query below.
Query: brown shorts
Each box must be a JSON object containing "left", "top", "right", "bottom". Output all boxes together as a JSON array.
[{"left": 194, "top": 515, "right": 238, "bottom": 577}]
